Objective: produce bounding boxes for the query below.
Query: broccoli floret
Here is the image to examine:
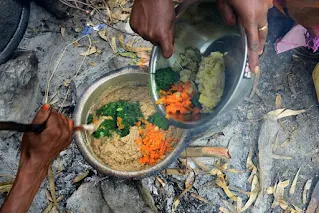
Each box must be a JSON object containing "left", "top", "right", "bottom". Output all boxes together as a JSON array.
[
  {"left": 147, "top": 112, "right": 170, "bottom": 130},
  {"left": 155, "top": 67, "right": 180, "bottom": 91},
  {"left": 94, "top": 101, "right": 143, "bottom": 138},
  {"left": 87, "top": 114, "right": 94, "bottom": 124}
]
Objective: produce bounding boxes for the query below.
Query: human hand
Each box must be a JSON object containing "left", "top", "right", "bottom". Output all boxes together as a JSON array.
[
  {"left": 217, "top": 0, "right": 273, "bottom": 73},
  {"left": 130, "top": 0, "right": 175, "bottom": 58},
  {"left": 20, "top": 104, "right": 74, "bottom": 169}
]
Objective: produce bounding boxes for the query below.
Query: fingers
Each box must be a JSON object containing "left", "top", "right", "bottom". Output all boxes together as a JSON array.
[
  {"left": 159, "top": 26, "right": 174, "bottom": 59},
  {"left": 258, "top": 19, "right": 268, "bottom": 55},
  {"left": 217, "top": 0, "right": 236, "bottom": 26},
  {"left": 32, "top": 104, "right": 51, "bottom": 124},
  {"left": 245, "top": 24, "right": 260, "bottom": 73}
]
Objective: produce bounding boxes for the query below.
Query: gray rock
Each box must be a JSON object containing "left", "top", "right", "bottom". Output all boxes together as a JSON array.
[
  {"left": 100, "top": 179, "right": 152, "bottom": 213},
  {"left": 0, "top": 51, "right": 39, "bottom": 137},
  {"left": 66, "top": 182, "right": 111, "bottom": 213}
]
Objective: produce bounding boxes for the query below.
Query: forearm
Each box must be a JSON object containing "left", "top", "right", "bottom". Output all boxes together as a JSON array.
[{"left": 0, "top": 158, "right": 48, "bottom": 213}]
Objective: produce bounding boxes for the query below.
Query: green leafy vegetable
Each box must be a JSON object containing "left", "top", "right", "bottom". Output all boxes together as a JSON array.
[
  {"left": 147, "top": 112, "right": 170, "bottom": 130},
  {"left": 93, "top": 101, "right": 143, "bottom": 138},
  {"left": 155, "top": 67, "right": 180, "bottom": 91},
  {"left": 191, "top": 93, "right": 202, "bottom": 108},
  {"left": 87, "top": 114, "right": 93, "bottom": 124},
  {"left": 93, "top": 119, "right": 116, "bottom": 138}
]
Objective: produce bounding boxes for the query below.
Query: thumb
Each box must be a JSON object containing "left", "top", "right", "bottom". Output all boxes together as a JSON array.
[
  {"left": 32, "top": 104, "right": 51, "bottom": 124},
  {"left": 160, "top": 29, "right": 174, "bottom": 59}
]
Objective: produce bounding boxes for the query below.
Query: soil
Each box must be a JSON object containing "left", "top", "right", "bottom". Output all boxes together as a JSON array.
[{"left": 90, "top": 83, "right": 183, "bottom": 171}]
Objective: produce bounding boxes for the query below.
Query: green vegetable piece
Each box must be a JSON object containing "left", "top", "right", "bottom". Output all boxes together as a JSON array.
[
  {"left": 87, "top": 114, "right": 93, "bottom": 124},
  {"left": 155, "top": 67, "right": 180, "bottom": 91},
  {"left": 191, "top": 93, "right": 202, "bottom": 108},
  {"left": 93, "top": 119, "right": 116, "bottom": 138},
  {"left": 147, "top": 112, "right": 170, "bottom": 130},
  {"left": 94, "top": 101, "right": 143, "bottom": 138}
]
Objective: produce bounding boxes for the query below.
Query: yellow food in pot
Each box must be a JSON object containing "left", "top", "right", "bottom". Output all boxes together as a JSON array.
[{"left": 195, "top": 51, "right": 225, "bottom": 112}]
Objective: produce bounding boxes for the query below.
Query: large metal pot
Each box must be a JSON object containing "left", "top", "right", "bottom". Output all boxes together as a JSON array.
[
  {"left": 74, "top": 67, "right": 191, "bottom": 179},
  {"left": 149, "top": 0, "right": 253, "bottom": 129}
]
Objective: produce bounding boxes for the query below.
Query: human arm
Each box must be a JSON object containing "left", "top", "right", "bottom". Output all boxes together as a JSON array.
[{"left": 0, "top": 104, "right": 74, "bottom": 213}]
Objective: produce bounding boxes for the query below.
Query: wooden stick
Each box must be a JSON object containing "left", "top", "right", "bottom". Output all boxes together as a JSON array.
[{"left": 180, "top": 147, "right": 231, "bottom": 159}]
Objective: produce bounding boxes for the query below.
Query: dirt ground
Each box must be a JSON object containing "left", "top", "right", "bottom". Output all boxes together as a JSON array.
[{"left": 0, "top": 2, "right": 318, "bottom": 213}]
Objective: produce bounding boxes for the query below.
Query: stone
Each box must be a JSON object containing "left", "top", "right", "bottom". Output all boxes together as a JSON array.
[
  {"left": 66, "top": 182, "right": 111, "bottom": 213},
  {"left": 100, "top": 179, "right": 152, "bottom": 213},
  {"left": 0, "top": 51, "right": 39, "bottom": 137}
]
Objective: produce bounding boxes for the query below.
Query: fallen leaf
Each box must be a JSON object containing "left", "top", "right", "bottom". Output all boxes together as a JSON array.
[
  {"left": 237, "top": 197, "right": 242, "bottom": 212},
  {"left": 271, "top": 154, "right": 293, "bottom": 160},
  {"left": 278, "top": 199, "right": 289, "bottom": 210},
  {"left": 190, "top": 193, "right": 210, "bottom": 204},
  {"left": 303, "top": 179, "right": 312, "bottom": 204},
  {"left": 171, "top": 199, "right": 180, "bottom": 213},
  {"left": 89, "top": 62, "right": 97, "bottom": 67},
  {"left": 265, "top": 186, "right": 274, "bottom": 195},
  {"left": 80, "top": 46, "right": 97, "bottom": 56},
  {"left": 0, "top": 181, "right": 14, "bottom": 194},
  {"left": 109, "top": 36, "right": 118, "bottom": 53},
  {"left": 63, "top": 79, "right": 71, "bottom": 87},
  {"left": 75, "top": 28, "right": 81, "bottom": 33},
  {"left": 73, "top": 41, "right": 81, "bottom": 47},
  {"left": 171, "top": 171, "right": 195, "bottom": 212},
  {"left": 267, "top": 108, "right": 306, "bottom": 120},
  {"left": 193, "top": 158, "right": 210, "bottom": 172},
  {"left": 61, "top": 26, "right": 66, "bottom": 39},
  {"left": 98, "top": 29, "right": 108, "bottom": 41},
  {"left": 276, "top": 93, "right": 282, "bottom": 109},
  {"left": 222, "top": 200, "right": 237, "bottom": 212},
  {"left": 112, "top": 10, "right": 130, "bottom": 21},
  {"left": 185, "top": 171, "right": 195, "bottom": 190},
  {"left": 118, "top": 33, "right": 152, "bottom": 53},
  {"left": 105, "top": 5, "right": 113, "bottom": 24},
  {"left": 292, "top": 204, "right": 303, "bottom": 213},
  {"left": 312, "top": 62, "right": 319, "bottom": 102},
  {"left": 97, "top": 49, "right": 103, "bottom": 54},
  {"left": 241, "top": 175, "right": 259, "bottom": 211},
  {"left": 289, "top": 167, "right": 301, "bottom": 195},
  {"left": 119, "top": 52, "right": 137, "bottom": 58},
  {"left": 43, "top": 203, "right": 53, "bottom": 213},
  {"left": 229, "top": 185, "right": 252, "bottom": 196},
  {"left": 215, "top": 169, "right": 237, "bottom": 201},
  {"left": 72, "top": 171, "right": 89, "bottom": 184},
  {"left": 226, "top": 168, "right": 247, "bottom": 174}
]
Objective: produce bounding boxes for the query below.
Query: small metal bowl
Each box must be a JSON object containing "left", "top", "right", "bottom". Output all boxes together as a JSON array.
[
  {"left": 150, "top": 0, "right": 253, "bottom": 129},
  {"left": 74, "top": 66, "right": 191, "bottom": 179}
]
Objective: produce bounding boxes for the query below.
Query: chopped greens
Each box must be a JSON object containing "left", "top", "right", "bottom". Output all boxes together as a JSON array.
[
  {"left": 147, "top": 112, "right": 170, "bottom": 130},
  {"left": 93, "top": 101, "right": 143, "bottom": 138},
  {"left": 155, "top": 67, "right": 180, "bottom": 91},
  {"left": 87, "top": 114, "right": 93, "bottom": 124}
]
